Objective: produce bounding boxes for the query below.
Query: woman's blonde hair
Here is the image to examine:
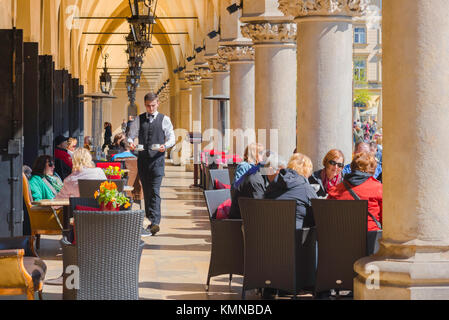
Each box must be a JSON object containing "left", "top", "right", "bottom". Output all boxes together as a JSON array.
[
  {"left": 72, "top": 148, "right": 95, "bottom": 172},
  {"left": 288, "top": 153, "right": 313, "bottom": 178},
  {"left": 244, "top": 142, "right": 265, "bottom": 164}
]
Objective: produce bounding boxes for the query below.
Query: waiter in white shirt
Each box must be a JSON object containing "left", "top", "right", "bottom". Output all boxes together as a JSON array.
[{"left": 128, "top": 92, "right": 175, "bottom": 236}]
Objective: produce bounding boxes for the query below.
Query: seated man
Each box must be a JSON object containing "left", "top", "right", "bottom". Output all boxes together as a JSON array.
[
  {"left": 343, "top": 141, "right": 382, "bottom": 180},
  {"left": 229, "top": 153, "right": 285, "bottom": 220},
  {"left": 54, "top": 135, "right": 72, "bottom": 180}
]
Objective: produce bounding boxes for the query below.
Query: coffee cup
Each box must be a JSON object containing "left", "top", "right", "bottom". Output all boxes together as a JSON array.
[{"left": 151, "top": 144, "right": 161, "bottom": 151}]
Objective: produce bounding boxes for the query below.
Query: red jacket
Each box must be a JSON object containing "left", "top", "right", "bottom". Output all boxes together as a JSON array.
[
  {"left": 327, "top": 177, "right": 382, "bottom": 231},
  {"left": 54, "top": 147, "right": 73, "bottom": 169}
]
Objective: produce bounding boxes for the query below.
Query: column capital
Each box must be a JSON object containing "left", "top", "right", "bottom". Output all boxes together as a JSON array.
[
  {"left": 206, "top": 56, "right": 230, "bottom": 73},
  {"left": 278, "top": 0, "right": 369, "bottom": 19},
  {"left": 197, "top": 66, "right": 213, "bottom": 80},
  {"left": 240, "top": 22, "right": 297, "bottom": 45},
  {"left": 217, "top": 45, "right": 255, "bottom": 63},
  {"left": 186, "top": 71, "right": 202, "bottom": 86}
]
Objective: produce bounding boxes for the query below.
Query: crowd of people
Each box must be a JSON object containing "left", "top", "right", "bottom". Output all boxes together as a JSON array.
[
  {"left": 224, "top": 140, "right": 383, "bottom": 233},
  {"left": 353, "top": 119, "right": 382, "bottom": 145}
]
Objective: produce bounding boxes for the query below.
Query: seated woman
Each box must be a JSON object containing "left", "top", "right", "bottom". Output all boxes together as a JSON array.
[
  {"left": 112, "top": 133, "right": 126, "bottom": 152},
  {"left": 228, "top": 153, "right": 285, "bottom": 220},
  {"left": 54, "top": 148, "right": 107, "bottom": 200},
  {"left": 29, "top": 155, "right": 64, "bottom": 201},
  {"left": 265, "top": 153, "right": 318, "bottom": 230},
  {"left": 327, "top": 152, "right": 382, "bottom": 231},
  {"left": 308, "top": 149, "right": 345, "bottom": 198},
  {"left": 112, "top": 140, "right": 137, "bottom": 161},
  {"left": 67, "top": 137, "right": 78, "bottom": 157},
  {"left": 233, "top": 142, "right": 265, "bottom": 184},
  {"left": 83, "top": 136, "right": 92, "bottom": 151}
]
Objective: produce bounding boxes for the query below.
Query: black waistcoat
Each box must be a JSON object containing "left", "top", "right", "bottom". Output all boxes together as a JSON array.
[{"left": 138, "top": 112, "right": 166, "bottom": 159}]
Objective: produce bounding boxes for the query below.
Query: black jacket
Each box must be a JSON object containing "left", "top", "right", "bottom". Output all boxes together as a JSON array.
[
  {"left": 229, "top": 170, "right": 268, "bottom": 219},
  {"left": 265, "top": 168, "right": 317, "bottom": 229},
  {"left": 308, "top": 169, "right": 327, "bottom": 198},
  {"left": 104, "top": 125, "right": 112, "bottom": 145}
]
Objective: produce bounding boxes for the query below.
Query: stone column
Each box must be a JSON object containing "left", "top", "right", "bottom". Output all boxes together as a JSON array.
[
  {"left": 278, "top": 0, "right": 364, "bottom": 168},
  {"left": 240, "top": 20, "right": 297, "bottom": 160},
  {"left": 199, "top": 67, "right": 214, "bottom": 149},
  {"left": 188, "top": 72, "right": 202, "bottom": 134},
  {"left": 178, "top": 74, "right": 192, "bottom": 132},
  {"left": 353, "top": 0, "right": 449, "bottom": 300},
  {"left": 207, "top": 57, "right": 230, "bottom": 152},
  {"left": 200, "top": 68, "right": 213, "bottom": 133},
  {"left": 218, "top": 45, "right": 256, "bottom": 156}
]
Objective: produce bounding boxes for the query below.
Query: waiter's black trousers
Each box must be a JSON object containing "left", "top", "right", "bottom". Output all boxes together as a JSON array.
[{"left": 138, "top": 153, "right": 165, "bottom": 225}]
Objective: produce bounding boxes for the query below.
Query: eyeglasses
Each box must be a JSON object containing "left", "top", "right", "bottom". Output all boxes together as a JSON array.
[
  {"left": 329, "top": 160, "right": 344, "bottom": 168},
  {"left": 47, "top": 161, "right": 54, "bottom": 167}
]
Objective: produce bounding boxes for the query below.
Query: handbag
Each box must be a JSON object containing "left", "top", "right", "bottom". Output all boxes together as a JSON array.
[{"left": 343, "top": 181, "right": 382, "bottom": 230}]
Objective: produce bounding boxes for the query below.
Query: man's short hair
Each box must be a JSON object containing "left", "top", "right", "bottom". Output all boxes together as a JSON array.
[
  {"left": 144, "top": 92, "right": 158, "bottom": 102},
  {"left": 355, "top": 142, "right": 369, "bottom": 153}
]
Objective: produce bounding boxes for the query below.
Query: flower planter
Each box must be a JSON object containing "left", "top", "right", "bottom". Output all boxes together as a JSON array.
[
  {"left": 107, "top": 175, "right": 121, "bottom": 180},
  {"left": 100, "top": 202, "right": 120, "bottom": 211}
]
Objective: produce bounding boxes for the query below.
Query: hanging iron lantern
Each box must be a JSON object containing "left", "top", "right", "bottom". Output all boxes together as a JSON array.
[
  {"left": 99, "top": 53, "right": 112, "bottom": 94},
  {"left": 127, "top": 0, "right": 158, "bottom": 49}
]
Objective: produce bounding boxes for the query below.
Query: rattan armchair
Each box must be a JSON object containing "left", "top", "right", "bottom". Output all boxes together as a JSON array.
[
  {"left": 0, "top": 236, "right": 46, "bottom": 300},
  {"left": 124, "top": 159, "right": 144, "bottom": 205},
  {"left": 203, "top": 189, "right": 243, "bottom": 290},
  {"left": 311, "top": 199, "right": 369, "bottom": 296},
  {"left": 238, "top": 198, "right": 301, "bottom": 299},
  {"left": 209, "top": 169, "right": 231, "bottom": 189},
  {"left": 73, "top": 209, "right": 144, "bottom": 300}
]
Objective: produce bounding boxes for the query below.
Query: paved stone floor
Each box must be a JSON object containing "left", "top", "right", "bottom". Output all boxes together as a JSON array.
[{"left": 1, "top": 164, "right": 263, "bottom": 300}]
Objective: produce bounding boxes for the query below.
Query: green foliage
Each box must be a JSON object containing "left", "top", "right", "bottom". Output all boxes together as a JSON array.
[{"left": 354, "top": 89, "right": 372, "bottom": 107}]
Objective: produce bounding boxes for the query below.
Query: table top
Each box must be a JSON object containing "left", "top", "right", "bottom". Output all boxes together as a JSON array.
[{"left": 32, "top": 199, "right": 70, "bottom": 206}]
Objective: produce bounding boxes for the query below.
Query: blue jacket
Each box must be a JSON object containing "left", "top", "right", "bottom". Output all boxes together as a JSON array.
[
  {"left": 112, "top": 151, "right": 136, "bottom": 161},
  {"left": 233, "top": 162, "right": 253, "bottom": 183}
]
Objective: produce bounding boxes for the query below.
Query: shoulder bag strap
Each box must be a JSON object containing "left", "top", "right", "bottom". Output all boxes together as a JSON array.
[{"left": 343, "top": 181, "right": 382, "bottom": 230}]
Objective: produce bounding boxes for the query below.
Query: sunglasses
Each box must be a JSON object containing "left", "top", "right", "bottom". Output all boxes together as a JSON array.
[
  {"left": 47, "top": 161, "right": 54, "bottom": 167},
  {"left": 329, "top": 160, "right": 344, "bottom": 168}
]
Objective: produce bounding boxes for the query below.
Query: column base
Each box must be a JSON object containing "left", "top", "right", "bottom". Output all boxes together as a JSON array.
[
  {"left": 185, "top": 160, "right": 194, "bottom": 172},
  {"left": 354, "top": 239, "right": 449, "bottom": 300}
]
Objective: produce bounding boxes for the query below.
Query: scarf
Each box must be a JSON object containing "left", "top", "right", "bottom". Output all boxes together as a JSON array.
[
  {"left": 321, "top": 170, "right": 342, "bottom": 192},
  {"left": 45, "top": 174, "right": 64, "bottom": 193}
]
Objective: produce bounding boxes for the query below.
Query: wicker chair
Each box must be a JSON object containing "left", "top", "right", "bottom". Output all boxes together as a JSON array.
[
  {"left": 203, "top": 189, "right": 243, "bottom": 290},
  {"left": 73, "top": 209, "right": 145, "bottom": 300},
  {"left": 239, "top": 198, "right": 304, "bottom": 299},
  {"left": 78, "top": 179, "right": 126, "bottom": 198},
  {"left": 124, "top": 159, "right": 144, "bottom": 206},
  {"left": 0, "top": 236, "right": 46, "bottom": 300},
  {"left": 209, "top": 169, "right": 231, "bottom": 189},
  {"left": 311, "top": 199, "right": 369, "bottom": 296},
  {"left": 227, "top": 163, "right": 238, "bottom": 185}
]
